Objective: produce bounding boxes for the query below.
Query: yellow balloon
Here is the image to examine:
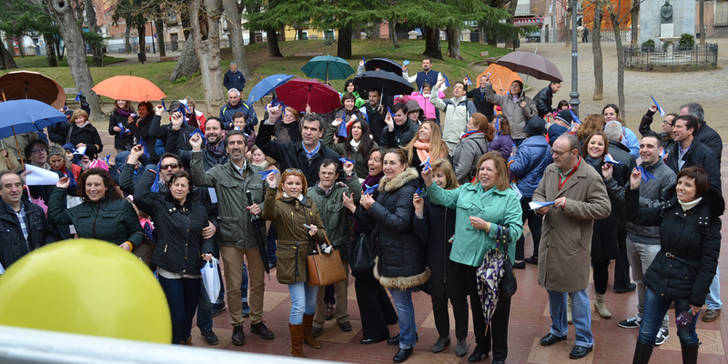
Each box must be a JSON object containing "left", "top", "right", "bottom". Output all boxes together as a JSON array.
[{"left": 0, "top": 239, "right": 171, "bottom": 343}]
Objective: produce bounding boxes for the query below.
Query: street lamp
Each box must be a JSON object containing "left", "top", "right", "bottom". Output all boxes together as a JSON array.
[{"left": 569, "top": 0, "right": 580, "bottom": 116}]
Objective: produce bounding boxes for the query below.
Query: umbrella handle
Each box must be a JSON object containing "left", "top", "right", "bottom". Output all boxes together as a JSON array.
[
  {"left": 306, "top": 85, "right": 311, "bottom": 111},
  {"left": 11, "top": 126, "right": 25, "bottom": 169}
]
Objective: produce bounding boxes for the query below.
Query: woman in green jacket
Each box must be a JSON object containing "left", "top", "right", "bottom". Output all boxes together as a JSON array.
[
  {"left": 423, "top": 151, "right": 522, "bottom": 364},
  {"left": 48, "top": 168, "right": 143, "bottom": 249},
  {"left": 262, "top": 168, "right": 328, "bottom": 358}
]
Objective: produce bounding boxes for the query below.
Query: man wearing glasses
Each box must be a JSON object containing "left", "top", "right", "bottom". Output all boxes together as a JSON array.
[
  {"left": 532, "top": 133, "right": 611, "bottom": 360},
  {"left": 638, "top": 105, "right": 676, "bottom": 152}
]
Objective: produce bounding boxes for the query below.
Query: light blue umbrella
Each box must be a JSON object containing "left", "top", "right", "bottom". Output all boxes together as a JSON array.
[
  {"left": 247, "top": 74, "right": 294, "bottom": 104},
  {"left": 0, "top": 99, "right": 67, "bottom": 165},
  {"left": 301, "top": 55, "right": 355, "bottom": 82}
]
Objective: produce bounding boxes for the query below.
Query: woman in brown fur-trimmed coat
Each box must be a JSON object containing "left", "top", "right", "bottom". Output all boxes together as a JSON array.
[{"left": 355, "top": 148, "right": 430, "bottom": 363}]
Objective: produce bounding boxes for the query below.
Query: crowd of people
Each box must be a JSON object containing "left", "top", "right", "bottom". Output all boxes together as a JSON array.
[{"left": 0, "top": 59, "right": 723, "bottom": 364}]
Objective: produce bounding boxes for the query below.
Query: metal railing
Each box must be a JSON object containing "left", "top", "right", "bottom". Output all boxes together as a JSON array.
[{"left": 624, "top": 43, "right": 718, "bottom": 68}]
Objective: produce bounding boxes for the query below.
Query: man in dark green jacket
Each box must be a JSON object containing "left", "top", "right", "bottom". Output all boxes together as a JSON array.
[
  {"left": 307, "top": 159, "right": 361, "bottom": 336},
  {"left": 189, "top": 130, "right": 274, "bottom": 346}
]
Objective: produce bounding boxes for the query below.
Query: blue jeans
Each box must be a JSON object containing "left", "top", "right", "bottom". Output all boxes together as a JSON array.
[
  {"left": 389, "top": 288, "right": 417, "bottom": 349},
  {"left": 638, "top": 287, "right": 699, "bottom": 345},
  {"left": 158, "top": 276, "right": 201, "bottom": 344},
  {"left": 705, "top": 266, "right": 722, "bottom": 310},
  {"left": 547, "top": 289, "right": 593, "bottom": 348},
  {"left": 240, "top": 262, "right": 248, "bottom": 303},
  {"left": 288, "top": 282, "right": 318, "bottom": 324}
]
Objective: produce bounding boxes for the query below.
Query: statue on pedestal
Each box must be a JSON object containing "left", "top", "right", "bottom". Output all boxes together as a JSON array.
[{"left": 661, "top": 0, "right": 673, "bottom": 24}]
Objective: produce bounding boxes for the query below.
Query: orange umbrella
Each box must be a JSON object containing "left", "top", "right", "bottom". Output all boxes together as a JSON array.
[
  {"left": 475, "top": 64, "right": 523, "bottom": 96},
  {"left": 92, "top": 75, "right": 166, "bottom": 102},
  {"left": 0, "top": 71, "right": 66, "bottom": 109}
]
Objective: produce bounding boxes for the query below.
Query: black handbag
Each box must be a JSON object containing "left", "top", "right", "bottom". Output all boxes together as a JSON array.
[
  {"left": 496, "top": 225, "right": 517, "bottom": 297},
  {"left": 349, "top": 233, "right": 375, "bottom": 274}
]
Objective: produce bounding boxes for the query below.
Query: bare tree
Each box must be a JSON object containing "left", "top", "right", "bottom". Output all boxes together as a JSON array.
[
  {"left": 45, "top": 0, "right": 102, "bottom": 117},
  {"left": 84, "top": 0, "right": 104, "bottom": 66},
  {"left": 388, "top": 19, "right": 399, "bottom": 49},
  {"left": 191, "top": 0, "right": 225, "bottom": 108},
  {"left": 589, "top": 0, "right": 603, "bottom": 100},
  {"left": 222, "top": 0, "right": 251, "bottom": 79},
  {"left": 630, "top": 0, "right": 639, "bottom": 47},
  {"left": 446, "top": 26, "right": 462, "bottom": 60},
  {"left": 699, "top": 0, "right": 705, "bottom": 45},
  {"left": 607, "top": 0, "right": 627, "bottom": 119}
]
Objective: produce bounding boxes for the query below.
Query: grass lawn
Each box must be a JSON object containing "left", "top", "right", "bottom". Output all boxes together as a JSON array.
[
  {"left": 0, "top": 39, "right": 509, "bottom": 107},
  {"left": 11, "top": 55, "right": 126, "bottom": 68}
]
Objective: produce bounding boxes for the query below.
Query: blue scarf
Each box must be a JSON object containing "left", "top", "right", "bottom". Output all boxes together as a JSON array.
[{"left": 303, "top": 141, "right": 321, "bottom": 160}]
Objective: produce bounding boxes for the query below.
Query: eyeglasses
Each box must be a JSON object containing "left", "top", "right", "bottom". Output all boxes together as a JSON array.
[
  {"left": 160, "top": 163, "right": 179, "bottom": 170},
  {"left": 662, "top": 120, "right": 674, "bottom": 126},
  {"left": 552, "top": 149, "right": 573, "bottom": 156},
  {"left": 31, "top": 149, "right": 46, "bottom": 154}
]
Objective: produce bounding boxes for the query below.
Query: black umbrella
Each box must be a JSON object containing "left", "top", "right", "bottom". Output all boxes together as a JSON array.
[
  {"left": 364, "top": 58, "right": 403, "bottom": 76},
  {"left": 354, "top": 70, "right": 413, "bottom": 99}
]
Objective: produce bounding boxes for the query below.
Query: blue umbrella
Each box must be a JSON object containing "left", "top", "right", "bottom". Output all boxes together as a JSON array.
[
  {"left": 301, "top": 55, "right": 355, "bottom": 82},
  {"left": 247, "top": 74, "right": 294, "bottom": 104},
  {"left": 0, "top": 99, "right": 67, "bottom": 165}
]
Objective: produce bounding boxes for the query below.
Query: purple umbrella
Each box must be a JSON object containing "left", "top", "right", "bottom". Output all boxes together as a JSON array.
[{"left": 496, "top": 51, "right": 563, "bottom": 83}]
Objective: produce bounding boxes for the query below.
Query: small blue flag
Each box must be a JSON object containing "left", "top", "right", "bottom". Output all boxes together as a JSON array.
[
  {"left": 604, "top": 154, "right": 622, "bottom": 165},
  {"left": 337, "top": 116, "right": 348, "bottom": 138},
  {"left": 442, "top": 73, "right": 450, "bottom": 87},
  {"left": 528, "top": 201, "right": 555, "bottom": 210},
  {"left": 190, "top": 128, "right": 205, "bottom": 143},
  {"left": 104, "top": 154, "right": 111, "bottom": 164},
  {"left": 465, "top": 75, "right": 472, "bottom": 86},
  {"left": 75, "top": 90, "right": 82, "bottom": 101},
  {"left": 420, "top": 156, "right": 432, "bottom": 172},
  {"left": 403, "top": 60, "right": 409, "bottom": 66},
  {"left": 339, "top": 157, "right": 355, "bottom": 165},
  {"left": 161, "top": 99, "right": 167, "bottom": 111},
  {"left": 650, "top": 95, "right": 666, "bottom": 117},
  {"left": 364, "top": 183, "right": 378, "bottom": 195},
  {"left": 258, "top": 169, "right": 278, "bottom": 181},
  {"left": 387, "top": 106, "right": 394, "bottom": 119},
  {"left": 569, "top": 109, "right": 582, "bottom": 125},
  {"left": 637, "top": 166, "right": 656, "bottom": 182},
  {"left": 415, "top": 188, "right": 422, "bottom": 195}
]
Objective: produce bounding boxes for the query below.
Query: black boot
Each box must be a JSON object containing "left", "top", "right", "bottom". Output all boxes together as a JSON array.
[
  {"left": 680, "top": 342, "right": 699, "bottom": 364},
  {"left": 632, "top": 342, "right": 654, "bottom": 364}
]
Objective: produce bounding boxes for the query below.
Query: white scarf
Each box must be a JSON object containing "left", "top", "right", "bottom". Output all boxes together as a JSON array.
[
  {"left": 349, "top": 138, "right": 361, "bottom": 152},
  {"left": 282, "top": 192, "right": 304, "bottom": 201},
  {"left": 678, "top": 197, "right": 702, "bottom": 211}
]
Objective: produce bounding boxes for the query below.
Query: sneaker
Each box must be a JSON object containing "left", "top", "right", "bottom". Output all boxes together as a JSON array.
[
  {"left": 655, "top": 327, "right": 669, "bottom": 346},
  {"left": 618, "top": 315, "right": 641, "bottom": 329},
  {"left": 241, "top": 301, "right": 250, "bottom": 317}
]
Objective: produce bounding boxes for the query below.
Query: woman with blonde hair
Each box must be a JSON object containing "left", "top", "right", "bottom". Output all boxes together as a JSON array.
[
  {"left": 262, "top": 168, "right": 328, "bottom": 358},
  {"left": 405, "top": 121, "right": 448, "bottom": 170}
]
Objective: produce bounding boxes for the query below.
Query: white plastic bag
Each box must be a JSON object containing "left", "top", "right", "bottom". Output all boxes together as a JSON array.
[{"left": 200, "top": 257, "right": 220, "bottom": 303}]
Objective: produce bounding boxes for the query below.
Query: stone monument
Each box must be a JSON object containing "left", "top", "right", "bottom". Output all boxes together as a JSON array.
[
  {"left": 639, "top": 0, "right": 694, "bottom": 47},
  {"left": 660, "top": 0, "right": 673, "bottom": 38}
]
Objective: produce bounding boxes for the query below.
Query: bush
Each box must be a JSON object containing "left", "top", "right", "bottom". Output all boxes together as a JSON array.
[
  {"left": 678, "top": 33, "right": 694, "bottom": 51},
  {"left": 641, "top": 39, "right": 656, "bottom": 52}
]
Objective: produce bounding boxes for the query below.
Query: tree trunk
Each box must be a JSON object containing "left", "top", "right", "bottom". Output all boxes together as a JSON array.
[
  {"left": 505, "top": 0, "right": 518, "bottom": 48},
  {"left": 610, "top": 9, "right": 625, "bottom": 119},
  {"left": 0, "top": 40, "right": 17, "bottom": 69},
  {"left": 43, "top": 33, "right": 57, "bottom": 67},
  {"left": 446, "top": 26, "right": 462, "bottom": 60},
  {"left": 124, "top": 19, "right": 132, "bottom": 53},
  {"left": 592, "top": 0, "right": 603, "bottom": 100},
  {"left": 137, "top": 24, "right": 147, "bottom": 63},
  {"left": 266, "top": 27, "right": 282, "bottom": 57},
  {"left": 388, "top": 20, "right": 399, "bottom": 49},
  {"left": 16, "top": 38, "right": 25, "bottom": 57},
  {"left": 155, "top": 17, "right": 166, "bottom": 57},
  {"left": 423, "top": 26, "right": 442, "bottom": 59},
  {"left": 565, "top": 7, "right": 571, "bottom": 47},
  {"left": 45, "top": 0, "right": 101, "bottom": 117},
  {"left": 55, "top": 38, "right": 63, "bottom": 60},
  {"left": 246, "top": 0, "right": 259, "bottom": 44},
  {"left": 170, "top": 37, "right": 199, "bottom": 82},
  {"left": 222, "top": 0, "right": 250, "bottom": 78},
  {"left": 191, "top": 0, "right": 225, "bottom": 108},
  {"left": 84, "top": 0, "right": 104, "bottom": 66},
  {"left": 699, "top": 0, "right": 705, "bottom": 45},
  {"left": 337, "top": 24, "right": 352, "bottom": 59},
  {"left": 630, "top": 0, "right": 639, "bottom": 48}
]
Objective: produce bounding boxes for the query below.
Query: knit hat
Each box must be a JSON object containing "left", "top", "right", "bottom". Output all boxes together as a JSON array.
[
  {"left": 524, "top": 116, "right": 546, "bottom": 136},
  {"left": 554, "top": 110, "right": 573, "bottom": 125}
]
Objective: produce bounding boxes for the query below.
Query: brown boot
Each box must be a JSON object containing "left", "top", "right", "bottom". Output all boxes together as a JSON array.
[
  {"left": 289, "top": 324, "right": 304, "bottom": 357},
  {"left": 303, "top": 314, "right": 322, "bottom": 349}
]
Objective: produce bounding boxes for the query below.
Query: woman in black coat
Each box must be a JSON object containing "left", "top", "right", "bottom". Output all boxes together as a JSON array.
[
  {"left": 629, "top": 166, "right": 723, "bottom": 364},
  {"left": 413, "top": 159, "right": 461, "bottom": 354},
  {"left": 108, "top": 100, "right": 135, "bottom": 152},
  {"left": 67, "top": 109, "right": 103, "bottom": 159},
  {"left": 355, "top": 148, "right": 430, "bottom": 363},
  {"left": 134, "top": 169, "right": 215, "bottom": 345},
  {"left": 128, "top": 101, "right": 159, "bottom": 163}
]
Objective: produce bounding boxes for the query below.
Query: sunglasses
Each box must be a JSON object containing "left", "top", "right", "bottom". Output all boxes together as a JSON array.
[{"left": 160, "top": 163, "right": 179, "bottom": 170}]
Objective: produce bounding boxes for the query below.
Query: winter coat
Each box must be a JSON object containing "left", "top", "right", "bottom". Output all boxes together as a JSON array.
[
  {"left": 484, "top": 84, "right": 537, "bottom": 140},
  {"left": 534, "top": 85, "right": 554, "bottom": 118},
  {"left": 381, "top": 120, "right": 418, "bottom": 149},
  {"left": 108, "top": 109, "right": 135, "bottom": 151},
  {"left": 133, "top": 170, "right": 215, "bottom": 275},
  {"left": 63, "top": 123, "right": 103, "bottom": 159},
  {"left": 219, "top": 101, "right": 258, "bottom": 130},
  {"left": 223, "top": 70, "right": 246, "bottom": 92},
  {"left": 430, "top": 94, "right": 476, "bottom": 146},
  {"left": 509, "top": 135, "right": 552, "bottom": 198},
  {"left": 533, "top": 158, "right": 611, "bottom": 292},
  {"left": 453, "top": 131, "right": 488, "bottom": 184},
  {"left": 149, "top": 114, "right": 196, "bottom": 153},
  {"left": 465, "top": 87, "right": 494, "bottom": 121},
  {"left": 427, "top": 180, "right": 522, "bottom": 266},
  {"left": 626, "top": 188, "right": 723, "bottom": 306},
  {"left": 262, "top": 188, "right": 327, "bottom": 284},
  {"left": 694, "top": 121, "right": 722, "bottom": 164},
  {"left": 47, "top": 187, "right": 143, "bottom": 246},
  {"left": 257, "top": 122, "right": 341, "bottom": 187},
  {"left": 360, "top": 104, "right": 386, "bottom": 145},
  {"left": 358, "top": 167, "right": 430, "bottom": 289},
  {"left": 271, "top": 119, "right": 302, "bottom": 145},
  {"left": 175, "top": 135, "right": 229, "bottom": 171},
  {"left": 413, "top": 198, "right": 456, "bottom": 298},
  {"left": 190, "top": 152, "right": 265, "bottom": 249},
  {"left": 402, "top": 91, "right": 446, "bottom": 121},
  {"left": 665, "top": 140, "right": 721, "bottom": 193},
  {"left": 488, "top": 134, "right": 514, "bottom": 160},
  {"left": 128, "top": 114, "right": 159, "bottom": 163},
  {"left": 324, "top": 124, "right": 378, "bottom": 179},
  {"left": 584, "top": 156, "right": 618, "bottom": 263},
  {"left": 604, "top": 141, "right": 637, "bottom": 228},
  {"left": 307, "top": 175, "right": 362, "bottom": 256},
  {"left": 0, "top": 199, "right": 54, "bottom": 269}
]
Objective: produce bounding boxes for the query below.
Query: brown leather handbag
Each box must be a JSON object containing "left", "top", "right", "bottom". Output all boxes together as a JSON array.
[{"left": 307, "top": 232, "right": 347, "bottom": 286}]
